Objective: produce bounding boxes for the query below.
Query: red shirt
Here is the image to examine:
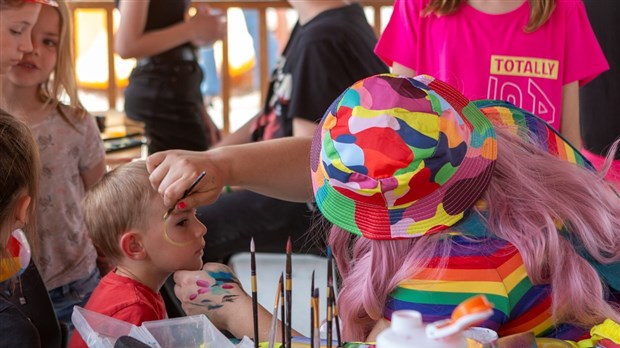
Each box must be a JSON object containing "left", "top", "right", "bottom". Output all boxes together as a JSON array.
[{"left": 69, "top": 271, "right": 166, "bottom": 348}]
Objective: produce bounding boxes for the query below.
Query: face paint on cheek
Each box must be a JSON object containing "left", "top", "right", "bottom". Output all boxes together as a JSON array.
[{"left": 0, "top": 229, "right": 31, "bottom": 282}]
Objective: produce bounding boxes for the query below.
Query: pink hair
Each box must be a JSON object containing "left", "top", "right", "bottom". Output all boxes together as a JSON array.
[{"left": 330, "top": 127, "right": 620, "bottom": 341}]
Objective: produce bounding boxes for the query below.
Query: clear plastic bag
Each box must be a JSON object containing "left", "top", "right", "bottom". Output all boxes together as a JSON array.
[{"left": 72, "top": 306, "right": 254, "bottom": 348}]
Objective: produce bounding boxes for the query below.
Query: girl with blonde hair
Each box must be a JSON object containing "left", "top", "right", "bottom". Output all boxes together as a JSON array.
[
  {"left": 0, "top": 0, "right": 106, "bottom": 327},
  {"left": 0, "top": 0, "right": 57, "bottom": 73}
]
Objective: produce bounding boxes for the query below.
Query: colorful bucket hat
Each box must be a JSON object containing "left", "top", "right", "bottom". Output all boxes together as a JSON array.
[
  {"left": 310, "top": 74, "right": 497, "bottom": 240},
  {"left": 24, "top": 0, "right": 58, "bottom": 6}
]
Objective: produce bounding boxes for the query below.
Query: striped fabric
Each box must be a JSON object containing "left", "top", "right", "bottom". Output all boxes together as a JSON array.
[
  {"left": 474, "top": 99, "right": 592, "bottom": 170},
  {"left": 383, "top": 210, "right": 588, "bottom": 340}
]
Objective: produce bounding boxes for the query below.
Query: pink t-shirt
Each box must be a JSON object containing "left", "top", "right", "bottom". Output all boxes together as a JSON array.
[{"left": 375, "top": 0, "right": 608, "bottom": 131}]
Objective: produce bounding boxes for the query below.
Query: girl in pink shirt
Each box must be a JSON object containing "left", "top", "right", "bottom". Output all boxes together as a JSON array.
[{"left": 375, "top": 0, "right": 608, "bottom": 148}]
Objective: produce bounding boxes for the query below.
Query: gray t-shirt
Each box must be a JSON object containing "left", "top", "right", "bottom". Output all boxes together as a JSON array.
[{"left": 30, "top": 106, "right": 105, "bottom": 289}]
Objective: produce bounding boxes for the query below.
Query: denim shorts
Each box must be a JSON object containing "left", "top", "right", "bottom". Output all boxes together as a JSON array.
[{"left": 48, "top": 267, "right": 100, "bottom": 328}]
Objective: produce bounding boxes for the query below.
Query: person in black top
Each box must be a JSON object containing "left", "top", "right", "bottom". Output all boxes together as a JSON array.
[
  {"left": 116, "top": 0, "right": 225, "bottom": 154},
  {"left": 580, "top": 0, "right": 620, "bottom": 188},
  {"left": 197, "top": 0, "right": 388, "bottom": 262}
]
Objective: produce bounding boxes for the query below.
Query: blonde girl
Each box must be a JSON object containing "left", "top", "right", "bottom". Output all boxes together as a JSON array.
[
  {"left": 1, "top": 0, "right": 40, "bottom": 73},
  {"left": 0, "top": 0, "right": 106, "bottom": 326}
]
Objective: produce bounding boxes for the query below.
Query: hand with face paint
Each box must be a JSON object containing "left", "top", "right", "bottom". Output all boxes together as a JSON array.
[
  {"left": 173, "top": 263, "right": 251, "bottom": 330},
  {"left": 174, "top": 262, "right": 303, "bottom": 341}
]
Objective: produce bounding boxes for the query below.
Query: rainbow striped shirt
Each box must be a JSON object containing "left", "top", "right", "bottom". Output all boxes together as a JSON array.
[{"left": 383, "top": 212, "right": 587, "bottom": 340}]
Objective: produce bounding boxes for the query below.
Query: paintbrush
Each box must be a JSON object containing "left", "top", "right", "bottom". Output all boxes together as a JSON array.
[
  {"left": 331, "top": 285, "right": 342, "bottom": 348},
  {"left": 285, "top": 236, "right": 292, "bottom": 348},
  {"left": 251, "top": 237, "right": 259, "bottom": 348},
  {"left": 268, "top": 273, "right": 283, "bottom": 348},
  {"left": 310, "top": 270, "right": 315, "bottom": 348},
  {"left": 326, "top": 247, "right": 333, "bottom": 348},
  {"left": 280, "top": 272, "right": 286, "bottom": 348},
  {"left": 162, "top": 171, "right": 206, "bottom": 220},
  {"left": 312, "top": 288, "right": 320, "bottom": 348}
]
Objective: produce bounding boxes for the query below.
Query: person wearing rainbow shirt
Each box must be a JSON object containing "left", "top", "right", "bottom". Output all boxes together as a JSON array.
[{"left": 148, "top": 74, "right": 620, "bottom": 342}]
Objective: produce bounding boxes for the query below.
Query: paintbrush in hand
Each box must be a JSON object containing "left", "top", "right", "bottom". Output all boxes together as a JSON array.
[{"left": 162, "top": 171, "right": 206, "bottom": 220}]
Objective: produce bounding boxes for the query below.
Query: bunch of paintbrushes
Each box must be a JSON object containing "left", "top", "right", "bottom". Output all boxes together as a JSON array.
[
  {"left": 251, "top": 239, "right": 342, "bottom": 348},
  {"left": 259, "top": 237, "right": 293, "bottom": 348},
  {"left": 308, "top": 246, "right": 342, "bottom": 348}
]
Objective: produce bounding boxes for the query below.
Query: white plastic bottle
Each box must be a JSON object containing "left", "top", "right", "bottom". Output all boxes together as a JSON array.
[{"left": 376, "top": 310, "right": 469, "bottom": 348}]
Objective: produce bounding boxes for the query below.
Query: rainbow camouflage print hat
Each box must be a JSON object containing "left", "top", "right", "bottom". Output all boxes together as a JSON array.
[{"left": 310, "top": 74, "right": 497, "bottom": 240}]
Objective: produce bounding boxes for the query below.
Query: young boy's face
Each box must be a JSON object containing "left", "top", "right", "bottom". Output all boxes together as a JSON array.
[{"left": 141, "top": 195, "right": 206, "bottom": 273}]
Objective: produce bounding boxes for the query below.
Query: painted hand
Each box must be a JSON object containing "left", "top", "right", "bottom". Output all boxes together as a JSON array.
[{"left": 173, "top": 262, "right": 251, "bottom": 331}]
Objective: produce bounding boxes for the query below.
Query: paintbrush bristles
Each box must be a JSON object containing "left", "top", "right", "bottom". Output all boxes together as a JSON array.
[{"left": 250, "top": 238, "right": 257, "bottom": 288}]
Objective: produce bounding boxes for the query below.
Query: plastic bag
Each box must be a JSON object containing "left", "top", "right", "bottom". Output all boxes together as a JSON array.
[{"left": 72, "top": 306, "right": 254, "bottom": 348}]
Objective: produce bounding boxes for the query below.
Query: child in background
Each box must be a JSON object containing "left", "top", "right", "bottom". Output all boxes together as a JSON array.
[
  {"left": 0, "top": 111, "right": 42, "bottom": 347},
  {"left": 0, "top": 0, "right": 106, "bottom": 326},
  {"left": 375, "top": 0, "right": 608, "bottom": 148},
  {"left": 115, "top": 0, "right": 225, "bottom": 154},
  {"left": 69, "top": 160, "right": 207, "bottom": 348},
  {"left": 0, "top": 0, "right": 42, "bottom": 74}
]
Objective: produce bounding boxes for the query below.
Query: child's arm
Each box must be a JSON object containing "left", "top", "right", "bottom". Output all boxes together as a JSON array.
[
  {"left": 80, "top": 159, "right": 106, "bottom": 190},
  {"left": 173, "top": 263, "right": 301, "bottom": 341},
  {"left": 392, "top": 62, "right": 416, "bottom": 77},
  {"left": 561, "top": 81, "right": 582, "bottom": 148},
  {"left": 215, "top": 113, "right": 261, "bottom": 148}
]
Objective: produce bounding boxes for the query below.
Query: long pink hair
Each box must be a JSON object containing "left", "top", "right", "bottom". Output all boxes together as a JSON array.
[{"left": 330, "top": 126, "right": 620, "bottom": 341}]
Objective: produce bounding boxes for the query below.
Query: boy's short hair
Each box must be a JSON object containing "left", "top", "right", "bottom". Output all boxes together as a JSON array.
[{"left": 84, "top": 160, "right": 158, "bottom": 264}]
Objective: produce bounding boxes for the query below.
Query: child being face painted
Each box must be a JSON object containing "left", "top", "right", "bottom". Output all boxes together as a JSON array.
[{"left": 69, "top": 160, "right": 206, "bottom": 348}]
